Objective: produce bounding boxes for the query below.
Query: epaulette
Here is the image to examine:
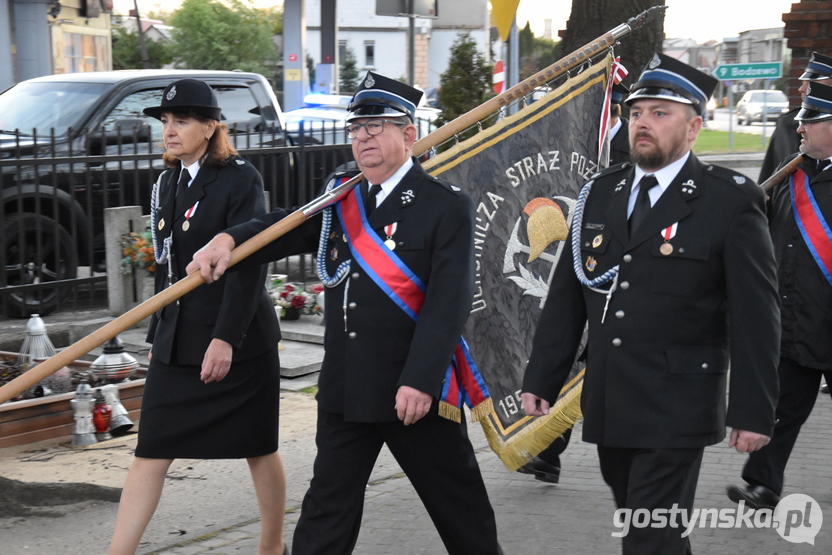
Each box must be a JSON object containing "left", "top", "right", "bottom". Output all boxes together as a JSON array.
[
  {"left": 427, "top": 174, "right": 464, "bottom": 195},
  {"left": 702, "top": 163, "right": 755, "bottom": 190},
  {"left": 589, "top": 161, "right": 631, "bottom": 180},
  {"left": 228, "top": 154, "right": 249, "bottom": 169}
]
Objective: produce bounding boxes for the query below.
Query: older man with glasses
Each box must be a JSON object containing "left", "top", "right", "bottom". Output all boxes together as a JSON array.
[{"left": 189, "top": 72, "right": 504, "bottom": 555}]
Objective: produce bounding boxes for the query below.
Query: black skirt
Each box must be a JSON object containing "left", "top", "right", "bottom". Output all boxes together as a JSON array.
[{"left": 135, "top": 347, "right": 280, "bottom": 459}]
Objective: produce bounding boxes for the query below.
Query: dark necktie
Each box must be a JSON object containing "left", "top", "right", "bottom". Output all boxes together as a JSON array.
[
  {"left": 174, "top": 168, "right": 191, "bottom": 214},
  {"left": 366, "top": 183, "right": 382, "bottom": 216},
  {"left": 629, "top": 175, "right": 659, "bottom": 234}
]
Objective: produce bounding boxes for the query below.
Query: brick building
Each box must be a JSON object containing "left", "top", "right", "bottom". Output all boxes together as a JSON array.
[{"left": 783, "top": 0, "right": 832, "bottom": 106}]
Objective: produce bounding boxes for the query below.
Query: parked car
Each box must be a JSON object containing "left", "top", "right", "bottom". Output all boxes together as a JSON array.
[
  {"left": 0, "top": 69, "right": 293, "bottom": 317},
  {"left": 735, "top": 89, "right": 789, "bottom": 125}
]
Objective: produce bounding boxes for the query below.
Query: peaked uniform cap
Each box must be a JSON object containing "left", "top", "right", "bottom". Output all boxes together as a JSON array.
[
  {"left": 611, "top": 82, "right": 630, "bottom": 104},
  {"left": 799, "top": 52, "right": 832, "bottom": 81},
  {"left": 347, "top": 72, "right": 423, "bottom": 122},
  {"left": 144, "top": 78, "right": 222, "bottom": 121},
  {"left": 625, "top": 53, "right": 717, "bottom": 115},
  {"left": 796, "top": 81, "right": 832, "bottom": 122}
]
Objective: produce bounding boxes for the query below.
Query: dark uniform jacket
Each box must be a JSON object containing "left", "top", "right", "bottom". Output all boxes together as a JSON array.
[
  {"left": 228, "top": 159, "right": 475, "bottom": 422},
  {"left": 760, "top": 108, "right": 801, "bottom": 183},
  {"left": 523, "top": 153, "right": 780, "bottom": 449},
  {"left": 609, "top": 118, "right": 630, "bottom": 167},
  {"left": 147, "top": 156, "right": 279, "bottom": 366},
  {"left": 769, "top": 154, "right": 832, "bottom": 370}
]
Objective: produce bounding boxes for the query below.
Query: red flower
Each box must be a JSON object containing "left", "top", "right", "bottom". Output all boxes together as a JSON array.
[
  {"left": 312, "top": 284, "right": 324, "bottom": 294},
  {"left": 283, "top": 284, "right": 295, "bottom": 293},
  {"left": 291, "top": 295, "right": 305, "bottom": 309}
]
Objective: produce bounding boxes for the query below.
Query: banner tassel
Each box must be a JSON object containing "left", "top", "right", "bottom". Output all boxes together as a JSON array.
[
  {"left": 469, "top": 397, "right": 494, "bottom": 423},
  {"left": 439, "top": 401, "right": 462, "bottom": 423}
]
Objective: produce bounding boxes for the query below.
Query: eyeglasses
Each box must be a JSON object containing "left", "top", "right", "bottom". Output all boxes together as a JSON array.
[{"left": 346, "top": 119, "right": 406, "bottom": 139}]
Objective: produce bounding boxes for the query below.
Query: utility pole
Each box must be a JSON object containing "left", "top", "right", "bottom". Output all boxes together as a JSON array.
[{"left": 132, "top": 0, "right": 150, "bottom": 69}]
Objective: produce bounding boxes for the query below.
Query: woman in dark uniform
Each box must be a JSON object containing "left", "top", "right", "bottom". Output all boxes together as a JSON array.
[{"left": 108, "top": 79, "right": 287, "bottom": 555}]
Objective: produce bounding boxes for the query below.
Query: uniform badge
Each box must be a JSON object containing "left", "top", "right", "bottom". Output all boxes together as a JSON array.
[
  {"left": 586, "top": 256, "right": 597, "bottom": 272},
  {"left": 733, "top": 175, "right": 746, "bottom": 185},
  {"left": 182, "top": 220, "right": 190, "bottom": 231},
  {"left": 592, "top": 234, "right": 604, "bottom": 248},
  {"left": 158, "top": 218, "right": 165, "bottom": 231},
  {"left": 364, "top": 74, "right": 375, "bottom": 88},
  {"left": 236, "top": 159, "right": 245, "bottom": 165},
  {"left": 648, "top": 53, "right": 661, "bottom": 69},
  {"left": 401, "top": 189, "right": 415, "bottom": 206},
  {"left": 614, "top": 178, "right": 627, "bottom": 192},
  {"left": 166, "top": 85, "right": 177, "bottom": 101},
  {"left": 330, "top": 246, "right": 338, "bottom": 260},
  {"left": 681, "top": 180, "right": 697, "bottom": 195}
]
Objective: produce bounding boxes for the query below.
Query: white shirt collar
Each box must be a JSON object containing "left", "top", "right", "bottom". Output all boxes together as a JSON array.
[
  {"left": 627, "top": 151, "right": 691, "bottom": 215},
  {"left": 180, "top": 159, "right": 202, "bottom": 186},
  {"left": 609, "top": 118, "right": 623, "bottom": 140},
  {"left": 372, "top": 157, "right": 414, "bottom": 206}
]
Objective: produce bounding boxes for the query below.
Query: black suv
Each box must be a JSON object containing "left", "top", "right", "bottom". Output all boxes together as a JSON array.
[{"left": 0, "top": 69, "right": 298, "bottom": 317}]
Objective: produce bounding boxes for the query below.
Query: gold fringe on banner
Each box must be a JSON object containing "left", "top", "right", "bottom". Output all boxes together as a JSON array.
[{"left": 479, "top": 369, "right": 584, "bottom": 471}]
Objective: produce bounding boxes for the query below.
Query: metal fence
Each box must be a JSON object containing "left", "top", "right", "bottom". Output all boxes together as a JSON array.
[{"left": 0, "top": 126, "right": 354, "bottom": 319}]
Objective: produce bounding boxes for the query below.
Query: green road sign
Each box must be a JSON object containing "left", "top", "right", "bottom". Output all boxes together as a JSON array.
[{"left": 713, "top": 62, "right": 782, "bottom": 81}]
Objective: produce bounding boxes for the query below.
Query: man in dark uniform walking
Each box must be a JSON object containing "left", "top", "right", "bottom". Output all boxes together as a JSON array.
[
  {"left": 521, "top": 53, "right": 780, "bottom": 555},
  {"left": 759, "top": 52, "right": 832, "bottom": 182},
  {"left": 189, "top": 72, "right": 503, "bottom": 555},
  {"left": 727, "top": 82, "right": 832, "bottom": 510}
]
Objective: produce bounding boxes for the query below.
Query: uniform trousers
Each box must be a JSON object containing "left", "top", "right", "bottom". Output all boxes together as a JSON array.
[
  {"left": 292, "top": 408, "right": 502, "bottom": 555},
  {"left": 598, "top": 445, "right": 704, "bottom": 555},
  {"left": 742, "top": 357, "right": 832, "bottom": 495}
]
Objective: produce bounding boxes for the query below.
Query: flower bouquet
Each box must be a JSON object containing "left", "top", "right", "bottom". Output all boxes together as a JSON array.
[
  {"left": 120, "top": 226, "right": 155, "bottom": 274},
  {"left": 269, "top": 278, "right": 323, "bottom": 319}
]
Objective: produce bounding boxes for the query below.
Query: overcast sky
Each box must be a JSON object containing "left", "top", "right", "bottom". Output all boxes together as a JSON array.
[
  {"left": 515, "top": 0, "right": 795, "bottom": 43},
  {"left": 116, "top": 0, "right": 795, "bottom": 44}
]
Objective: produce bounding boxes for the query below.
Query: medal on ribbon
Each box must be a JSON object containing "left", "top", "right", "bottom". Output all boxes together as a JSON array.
[
  {"left": 384, "top": 222, "right": 398, "bottom": 250},
  {"left": 660, "top": 222, "right": 678, "bottom": 255},
  {"left": 182, "top": 201, "right": 199, "bottom": 231}
]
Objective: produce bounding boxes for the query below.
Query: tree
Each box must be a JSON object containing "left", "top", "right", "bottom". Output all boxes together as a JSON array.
[
  {"left": 112, "top": 27, "right": 172, "bottom": 70},
  {"left": 560, "top": 0, "right": 665, "bottom": 89},
  {"left": 169, "top": 0, "right": 278, "bottom": 74},
  {"left": 518, "top": 22, "right": 562, "bottom": 81},
  {"left": 340, "top": 46, "right": 359, "bottom": 93},
  {"left": 436, "top": 32, "right": 493, "bottom": 135}
]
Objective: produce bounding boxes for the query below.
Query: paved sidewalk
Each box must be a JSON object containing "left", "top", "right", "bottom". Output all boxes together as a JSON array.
[{"left": 144, "top": 391, "right": 832, "bottom": 555}]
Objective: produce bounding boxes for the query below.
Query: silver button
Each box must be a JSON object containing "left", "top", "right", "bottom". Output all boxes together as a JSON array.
[
  {"left": 615, "top": 310, "right": 624, "bottom": 319},
  {"left": 348, "top": 302, "right": 357, "bottom": 309},
  {"left": 787, "top": 244, "right": 793, "bottom": 248},
  {"left": 351, "top": 272, "right": 360, "bottom": 279},
  {"left": 701, "top": 363, "right": 709, "bottom": 370},
  {"left": 348, "top": 331, "right": 357, "bottom": 339},
  {"left": 623, "top": 254, "right": 632, "bottom": 263},
  {"left": 620, "top": 281, "right": 630, "bottom": 290},
  {"left": 612, "top": 338, "right": 622, "bottom": 347},
  {"left": 678, "top": 247, "right": 685, "bottom": 254}
]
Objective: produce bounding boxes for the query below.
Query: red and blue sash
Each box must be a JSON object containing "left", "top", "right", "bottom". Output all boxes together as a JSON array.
[
  {"left": 335, "top": 186, "right": 493, "bottom": 423},
  {"left": 790, "top": 169, "right": 832, "bottom": 285}
]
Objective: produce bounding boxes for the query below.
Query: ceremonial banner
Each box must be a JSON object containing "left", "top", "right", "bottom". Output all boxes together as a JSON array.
[{"left": 422, "top": 57, "right": 610, "bottom": 469}]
